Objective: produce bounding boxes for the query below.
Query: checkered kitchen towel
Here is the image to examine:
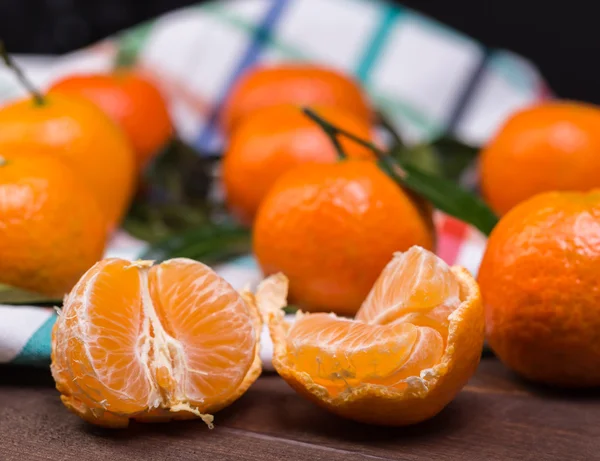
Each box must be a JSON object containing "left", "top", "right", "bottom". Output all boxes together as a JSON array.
[{"left": 0, "top": 0, "right": 548, "bottom": 369}]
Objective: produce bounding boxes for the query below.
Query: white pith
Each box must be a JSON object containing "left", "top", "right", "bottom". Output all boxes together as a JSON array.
[
  {"left": 138, "top": 261, "right": 215, "bottom": 426},
  {"left": 75, "top": 260, "right": 214, "bottom": 427}
]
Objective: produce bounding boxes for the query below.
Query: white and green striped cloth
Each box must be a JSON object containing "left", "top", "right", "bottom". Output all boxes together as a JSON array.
[{"left": 0, "top": 0, "right": 548, "bottom": 368}]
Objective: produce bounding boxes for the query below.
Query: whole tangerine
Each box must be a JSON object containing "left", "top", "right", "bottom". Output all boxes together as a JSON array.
[
  {"left": 221, "top": 64, "right": 372, "bottom": 134},
  {"left": 478, "top": 190, "right": 600, "bottom": 387},
  {"left": 222, "top": 105, "right": 374, "bottom": 224},
  {"left": 480, "top": 101, "right": 600, "bottom": 216},
  {"left": 0, "top": 93, "right": 136, "bottom": 228},
  {"left": 253, "top": 160, "right": 434, "bottom": 316},
  {"left": 49, "top": 71, "right": 172, "bottom": 170},
  {"left": 0, "top": 153, "right": 107, "bottom": 297}
]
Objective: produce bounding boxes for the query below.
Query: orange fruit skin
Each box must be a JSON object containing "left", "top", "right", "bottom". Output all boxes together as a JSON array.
[
  {"left": 480, "top": 102, "right": 600, "bottom": 216},
  {"left": 222, "top": 105, "right": 374, "bottom": 224},
  {"left": 0, "top": 94, "right": 135, "bottom": 228},
  {"left": 0, "top": 154, "right": 107, "bottom": 297},
  {"left": 478, "top": 190, "right": 600, "bottom": 387},
  {"left": 220, "top": 64, "right": 372, "bottom": 134},
  {"left": 253, "top": 161, "right": 434, "bottom": 316},
  {"left": 49, "top": 72, "right": 172, "bottom": 170},
  {"left": 263, "top": 268, "right": 484, "bottom": 426}
]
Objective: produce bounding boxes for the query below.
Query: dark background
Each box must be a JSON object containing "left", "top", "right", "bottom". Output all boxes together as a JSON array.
[{"left": 0, "top": 0, "right": 598, "bottom": 103}]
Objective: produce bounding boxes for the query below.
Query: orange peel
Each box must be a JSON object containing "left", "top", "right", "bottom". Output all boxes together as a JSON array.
[{"left": 260, "top": 247, "right": 484, "bottom": 426}]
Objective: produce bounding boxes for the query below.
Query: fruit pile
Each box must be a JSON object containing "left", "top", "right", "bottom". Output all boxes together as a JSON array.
[
  {"left": 2, "top": 45, "right": 600, "bottom": 430},
  {"left": 0, "top": 47, "right": 172, "bottom": 298},
  {"left": 223, "top": 66, "right": 600, "bottom": 398}
]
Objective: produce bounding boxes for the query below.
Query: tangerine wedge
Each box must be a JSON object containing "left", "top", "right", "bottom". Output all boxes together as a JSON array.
[
  {"left": 51, "top": 258, "right": 262, "bottom": 428},
  {"left": 262, "top": 246, "right": 484, "bottom": 426}
]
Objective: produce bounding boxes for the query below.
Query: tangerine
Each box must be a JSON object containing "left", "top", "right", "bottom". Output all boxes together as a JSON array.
[
  {"left": 220, "top": 64, "right": 372, "bottom": 134},
  {"left": 51, "top": 258, "right": 262, "bottom": 427},
  {"left": 480, "top": 101, "right": 600, "bottom": 215},
  {"left": 49, "top": 71, "right": 172, "bottom": 170},
  {"left": 262, "top": 246, "right": 484, "bottom": 426},
  {"left": 0, "top": 153, "right": 107, "bottom": 297},
  {"left": 253, "top": 160, "right": 434, "bottom": 316},
  {"left": 0, "top": 93, "right": 135, "bottom": 228},
  {"left": 478, "top": 190, "right": 600, "bottom": 387},
  {"left": 223, "top": 105, "right": 374, "bottom": 224}
]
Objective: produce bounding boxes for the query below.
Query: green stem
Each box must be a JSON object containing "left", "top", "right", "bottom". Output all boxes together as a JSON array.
[
  {"left": 302, "top": 108, "right": 347, "bottom": 160},
  {"left": 375, "top": 109, "right": 405, "bottom": 149},
  {"left": 302, "top": 107, "right": 406, "bottom": 178},
  {"left": 0, "top": 40, "right": 45, "bottom": 106},
  {"left": 0, "top": 156, "right": 6, "bottom": 167},
  {"left": 303, "top": 109, "right": 498, "bottom": 236}
]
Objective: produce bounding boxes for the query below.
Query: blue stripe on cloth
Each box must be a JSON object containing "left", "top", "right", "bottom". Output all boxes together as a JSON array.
[
  {"left": 445, "top": 48, "right": 490, "bottom": 134},
  {"left": 11, "top": 314, "right": 57, "bottom": 367},
  {"left": 194, "top": 0, "right": 291, "bottom": 153},
  {"left": 354, "top": 4, "right": 402, "bottom": 83}
]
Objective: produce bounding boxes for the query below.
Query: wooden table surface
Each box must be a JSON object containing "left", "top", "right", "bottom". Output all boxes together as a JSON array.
[{"left": 1, "top": 355, "right": 598, "bottom": 460}]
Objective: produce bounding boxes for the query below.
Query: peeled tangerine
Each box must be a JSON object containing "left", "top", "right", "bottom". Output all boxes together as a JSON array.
[
  {"left": 51, "top": 258, "right": 262, "bottom": 428},
  {"left": 261, "top": 246, "right": 484, "bottom": 426}
]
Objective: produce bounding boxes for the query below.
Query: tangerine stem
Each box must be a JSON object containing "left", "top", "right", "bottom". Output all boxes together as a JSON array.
[
  {"left": 302, "top": 107, "right": 406, "bottom": 179},
  {"left": 302, "top": 108, "right": 347, "bottom": 160},
  {"left": 0, "top": 40, "right": 45, "bottom": 106},
  {"left": 0, "top": 156, "right": 6, "bottom": 167},
  {"left": 375, "top": 109, "right": 405, "bottom": 149}
]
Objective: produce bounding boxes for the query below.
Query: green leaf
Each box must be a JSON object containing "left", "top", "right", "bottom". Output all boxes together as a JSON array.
[
  {"left": 122, "top": 136, "right": 217, "bottom": 243},
  {"left": 302, "top": 108, "right": 497, "bottom": 236},
  {"left": 391, "top": 136, "right": 479, "bottom": 183},
  {"left": 430, "top": 136, "right": 479, "bottom": 182},
  {"left": 390, "top": 143, "right": 444, "bottom": 177},
  {"left": 140, "top": 223, "right": 251, "bottom": 264},
  {"left": 378, "top": 156, "right": 498, "bottom": 235},
  {"left": 374, "top": 108, "right": 479, "bottom": 182},
  {"left": 283, "top": 305, "right": 299, "bottom": 315},
  {"left": 0, "top": 284, "right": 61, "bottom": 306}
]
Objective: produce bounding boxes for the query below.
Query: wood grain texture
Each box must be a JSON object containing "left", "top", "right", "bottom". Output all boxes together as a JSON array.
[{"left": 0, "top": 357, "right": 598, "bottom": 460}]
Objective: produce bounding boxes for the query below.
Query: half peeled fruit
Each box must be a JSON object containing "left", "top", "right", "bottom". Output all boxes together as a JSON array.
[
  {"left": 51, "top": 258, "right": 262, "bottom": 428},
  {"left": 262, "top": 246, "right": 484, "bottom": 426}
]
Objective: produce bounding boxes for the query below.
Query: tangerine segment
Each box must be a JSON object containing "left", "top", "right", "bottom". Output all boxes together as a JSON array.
[
  {"left": 51, "top": 258, "right": 262, "bottom": 428},
  {"left": 287, "top": 313, "right": 443, "bottom": 394},
  {"left": 262, "top": 248, "right": 484, "bottom": 426},
  {"left": 357, "top": 246, "right": 460, "bottom": 327},
  {"left": 62, "top": 259, "right": 154, "bottom": 415},
  {"left": 52, "top": 259, "right": 137, "bottom": 424},
  {"left": 148, "top": 259, "right": 259, "bottom": 411}
]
